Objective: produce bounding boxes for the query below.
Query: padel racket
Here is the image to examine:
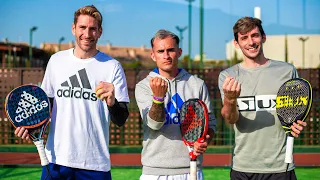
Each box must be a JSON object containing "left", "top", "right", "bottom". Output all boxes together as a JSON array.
[
  {"left": 4, "top": 84, "right": 52, "bottom": 179},
  {"left": 180, "top": 99, "right": 209, "bottom": 180},
  {"left": 276, "top": 78, "right": 312, "bottom": 165}
]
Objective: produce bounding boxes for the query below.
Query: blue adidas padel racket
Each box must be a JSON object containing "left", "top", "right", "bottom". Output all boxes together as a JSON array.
[
  {"left": 180, "top": 99, "right": 209, "bottom": 180},
  {"left": 276, "top": 78, "right": 312, "bottom": 168},
  {"left": 4, "top": 84, "right": 52, "bottom": 179}
]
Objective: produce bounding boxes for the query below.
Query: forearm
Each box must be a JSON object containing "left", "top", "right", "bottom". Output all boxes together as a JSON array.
[
  {"left": 148, "top": 102, "right": 165, "bottom": 122},
  {"left": 135, "top": 84, "right": 166, "bottom": 130},
  {"left": 221, "top": 98, "right": 239, "bottom": 124},
  {"left": 108, "top": 99, "right": 129, "bottom": 127}
]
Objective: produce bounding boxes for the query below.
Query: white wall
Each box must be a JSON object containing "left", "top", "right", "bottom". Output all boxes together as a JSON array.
[{"left": 226, "top": 34, "right": 320, "bottom": 68}]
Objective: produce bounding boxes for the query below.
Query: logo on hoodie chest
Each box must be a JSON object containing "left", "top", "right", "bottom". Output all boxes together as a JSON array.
[{"left": 164, "top": 93, "right": 184, "bottom": 125}]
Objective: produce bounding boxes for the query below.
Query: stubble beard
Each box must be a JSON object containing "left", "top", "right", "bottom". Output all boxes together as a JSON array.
[
  {"left": 76, "top": 38, "right": 97, "bottom": 53},
  {"left": 243, "top": 46, "right": 263, "bottom": 61}
]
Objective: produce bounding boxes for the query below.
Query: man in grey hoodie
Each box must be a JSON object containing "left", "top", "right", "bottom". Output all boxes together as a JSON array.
[{"left": 135, "top": 29, "right": 216, "bottom": 180}]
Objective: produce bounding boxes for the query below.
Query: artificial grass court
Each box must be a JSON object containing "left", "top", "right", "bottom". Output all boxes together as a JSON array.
[{"left": 0, "top": 167, "right": 320, "bottom": 180}]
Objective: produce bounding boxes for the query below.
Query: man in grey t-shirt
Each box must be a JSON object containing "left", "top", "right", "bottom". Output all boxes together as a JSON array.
[{"left": 218, "top": 17, "right": 307, "bottom": 180}]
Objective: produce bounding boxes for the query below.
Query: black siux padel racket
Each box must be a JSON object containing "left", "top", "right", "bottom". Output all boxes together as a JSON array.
[
  {"left": 4, "top": 84, "right": 52, "bottom": 179},
  {"left": 180, "top": 99, "right": 209, "bottom": 180},
  {"left": 276, "top": 78, "right": 312, "bottom": 165}
]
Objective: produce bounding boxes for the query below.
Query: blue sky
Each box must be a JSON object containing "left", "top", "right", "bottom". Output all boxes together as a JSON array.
[{"left": 1, "top": 0, "right": 319, "bottom": 60}]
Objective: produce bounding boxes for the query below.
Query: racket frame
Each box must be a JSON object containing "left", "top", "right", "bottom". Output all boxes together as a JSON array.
[
  {"left": 4, "top": 84, "right": 52, "bottom": 167},
  {"left": 276, "top": 78, "right": 312, "bottom": 164},
  {"left": 181, "top": 99, "right": 209, "bottom": 148},
  {"left": 180, "top": 99, "right": 209, "bottom": 180}
]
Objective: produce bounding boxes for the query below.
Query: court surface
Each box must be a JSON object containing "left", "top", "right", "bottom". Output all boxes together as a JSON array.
[{"left": 0, "top": 167, "right": 320, "bottom": 180}]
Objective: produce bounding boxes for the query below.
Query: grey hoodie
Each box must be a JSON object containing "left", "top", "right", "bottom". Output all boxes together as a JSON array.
[{"left": 135, "top": 68, "right": 217, "bottom": 175}]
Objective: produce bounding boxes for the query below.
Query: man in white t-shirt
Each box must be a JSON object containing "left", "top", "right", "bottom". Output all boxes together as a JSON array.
[{"left": 14, "top": 5, "right": 129, "bottom": 180}]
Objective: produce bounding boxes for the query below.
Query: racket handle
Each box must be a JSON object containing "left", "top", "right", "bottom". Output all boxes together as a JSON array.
[
  {"left": 285, "top": 136, "right": 294, "bottom": 164},
  {"left": 34, "top": 140, "right": 49, "bottom": 166},
  {"left": 190, "top": 160, "right": 197, "bottom": 180},
  {"left": 189, "top": 152, "right": 197, "bottom": 160}
]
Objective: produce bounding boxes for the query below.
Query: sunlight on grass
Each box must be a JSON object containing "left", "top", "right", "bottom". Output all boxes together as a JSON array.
[{"left": 0, "top": 167, "right": 319, "bottom": 180}]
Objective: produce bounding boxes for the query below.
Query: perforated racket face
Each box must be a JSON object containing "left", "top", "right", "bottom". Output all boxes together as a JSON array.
[
  {"left": 276, "top": 78, "right": 312, "bottom": 126},
  {"left": 180, "top": 99, "right": 209, "bottom": 145},
  {"left": 4, "top": 85, "right": 50, "bottom": 129}
]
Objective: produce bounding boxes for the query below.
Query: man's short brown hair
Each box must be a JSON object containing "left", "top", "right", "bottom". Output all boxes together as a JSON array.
[
  {"left": 233, "top": 17, "right": 265, "bottom": 41},
  {"left": 74, "top": 5, "right": 103, "bottom": 29}
]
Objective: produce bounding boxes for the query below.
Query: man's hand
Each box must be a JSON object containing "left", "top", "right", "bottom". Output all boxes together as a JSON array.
[
  {"left": 222, "top": 76, "right": 241, "bottom": 102},
  {"left": 193, "top": 134, "right": 211, "bottom": 156},
  {"left": 14, "top": 127, "right": 30, "bottom": 140},
  {"left": 290, "top": 120, "right": 307, "bottom": 138},
  {"left": 193, "top": 128, "right": 214, "bottom": 156},
  {"left": 221, "top": 76, "right": 241, "bottom": 124},
  {"left": 150, "top": 77, "right": 168, "bottom": 98},
  {"left": 95, "top": 81, "right": 115, "bottom": 107}
]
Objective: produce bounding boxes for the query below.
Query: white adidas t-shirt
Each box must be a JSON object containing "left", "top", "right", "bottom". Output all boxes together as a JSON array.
[{"left": 41, "top": 49, "right": 129, "bottom": 172}]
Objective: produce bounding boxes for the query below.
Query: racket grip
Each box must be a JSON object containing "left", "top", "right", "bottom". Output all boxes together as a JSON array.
[
  {"left": 190, "top": 160, "right": 197, "bottom": 180},
  {"left": 285, "top": 136, "right": 294, "bottom": 163},
  {"left": 34, "top": 140, "right": 49, "bottom": 166},
  {"left": 189, "top": 152, "right": 198, "bottom": 160}
]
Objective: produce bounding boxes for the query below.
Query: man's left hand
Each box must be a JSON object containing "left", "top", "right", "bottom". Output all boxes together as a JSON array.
[
  {"left": 193, "top": 134, "right": 211, "bottom": 156},
  {"left": 290, "top": 120, "right": 307, "bottom": 138},
  {"left": 95, "top": 81, "right": 115, "bottom": 107}
]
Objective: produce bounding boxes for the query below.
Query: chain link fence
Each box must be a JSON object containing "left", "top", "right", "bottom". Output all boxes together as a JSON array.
[{"left": 0, "top": 68, "right": 319, "bottom": 146}]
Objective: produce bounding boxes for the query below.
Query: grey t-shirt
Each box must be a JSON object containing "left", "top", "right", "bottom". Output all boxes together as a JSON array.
[{"left": 218, "top": 59, "right": 298, "bottom": 173}]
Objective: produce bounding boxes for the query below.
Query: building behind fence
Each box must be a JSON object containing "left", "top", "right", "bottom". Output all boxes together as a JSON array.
[{"left": 0, "top": 68, "right": 319, "bottom": 146}]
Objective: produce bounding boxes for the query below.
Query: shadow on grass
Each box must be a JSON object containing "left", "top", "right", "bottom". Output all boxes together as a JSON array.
[{"left": 0, "top": 167, "right": 41, "bottom": 179}]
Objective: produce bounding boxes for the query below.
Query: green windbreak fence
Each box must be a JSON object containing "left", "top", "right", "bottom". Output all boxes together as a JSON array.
[{"left": 0, "top": 68, "right": 319, "bottom": 146}]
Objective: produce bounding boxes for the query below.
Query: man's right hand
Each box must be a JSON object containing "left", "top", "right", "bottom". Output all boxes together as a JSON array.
[
  {"left": 222, "top": 76, "right": 241, "bottom": 102},
  {"left": 221, "top": 76, "right": 241, "bottom": 124},
  {"left": 150, "top": 77, "right": 168, "bottom": 98},
  {"left": 14, "top": 127, "right": 30, "bottom": 140}
]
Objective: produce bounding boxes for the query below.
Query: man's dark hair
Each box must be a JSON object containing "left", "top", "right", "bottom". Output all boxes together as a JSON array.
[{"left": 233, "top": 17, "right": 265, "bottom": 41}]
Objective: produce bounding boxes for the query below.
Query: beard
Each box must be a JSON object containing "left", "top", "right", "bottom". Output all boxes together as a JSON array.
[{"left": 76, "top": 38, "right": 97, "bottom": 52}]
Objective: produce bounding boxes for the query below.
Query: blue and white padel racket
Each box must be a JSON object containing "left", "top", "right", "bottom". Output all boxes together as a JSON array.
[{"left": 4, "top": 84, "right": 52, "bottom": 179}]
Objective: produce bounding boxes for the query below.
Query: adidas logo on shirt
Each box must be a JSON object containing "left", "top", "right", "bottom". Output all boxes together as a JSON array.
[
  {"left": 15, "top": 91, "right": 49, "bottom": 122},
  {"left": 57, "top": 68, "right": 98, "bottom": 101},
  {"left": 164, "top": 93, "right": 184, "bottom": 125}
]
